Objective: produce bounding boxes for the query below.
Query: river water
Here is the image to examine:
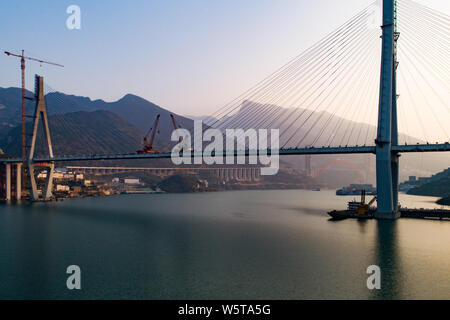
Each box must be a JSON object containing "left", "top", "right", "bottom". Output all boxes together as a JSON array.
[{"left": 0, "top": 190, "right": 449, "bottom": 299}]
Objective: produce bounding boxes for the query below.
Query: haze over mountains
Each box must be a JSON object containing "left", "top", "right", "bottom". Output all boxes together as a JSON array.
[{"left": 202, "top": 100, "right": 383, "bottom": 148}]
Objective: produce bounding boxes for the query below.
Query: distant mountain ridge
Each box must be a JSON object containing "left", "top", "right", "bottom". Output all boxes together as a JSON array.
[
  {"left": 0, "top": 87, "right": 194, "bottom": 144},
  {"left": 45, "top": 91, "right": 194, "bottom": 140},
  {"left": 0, "top": 87, "right": 425, "bottom": 153},
  {"left": 0, "top": 87, "right": 193, "bottom": 157}
]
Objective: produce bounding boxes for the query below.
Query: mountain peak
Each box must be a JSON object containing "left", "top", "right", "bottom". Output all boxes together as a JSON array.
[{"left": 118, "top": 93, "right": 146, "bottom": 103}]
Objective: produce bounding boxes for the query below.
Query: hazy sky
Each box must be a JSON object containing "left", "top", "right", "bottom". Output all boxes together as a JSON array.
[{"left": 0, "top": 0, "right": 448, "bottom": 118}]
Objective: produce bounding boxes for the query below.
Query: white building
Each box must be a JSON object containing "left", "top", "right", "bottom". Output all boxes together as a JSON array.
[
  {"left": 37, "top": 172, "right": 48, "bottom": 179},
  {"left": 124, "top": 178, "right": 140, "bottom": 185},
  {"left": 53, "top": 172, "right": 65, "bottom": 179},
  {"left": 55, "top": 185, "right": 70, "bottom": 192}
]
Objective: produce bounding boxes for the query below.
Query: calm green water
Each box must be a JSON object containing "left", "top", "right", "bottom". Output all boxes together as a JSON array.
[{"left": 0, "top": 190, "right": 449, "bottom": 299}]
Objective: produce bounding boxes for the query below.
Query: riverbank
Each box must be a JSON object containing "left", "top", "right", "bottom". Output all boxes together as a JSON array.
[{"left": 406, "top": 168, "right": 449, "bottom": 206}]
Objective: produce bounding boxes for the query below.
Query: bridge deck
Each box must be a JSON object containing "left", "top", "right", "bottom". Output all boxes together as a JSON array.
[{"left": 0, "top": 143, "right": 448, "bottom": 164}]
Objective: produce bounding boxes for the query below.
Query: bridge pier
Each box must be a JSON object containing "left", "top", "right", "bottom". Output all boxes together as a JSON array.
[
  {"left": 376, "top": 144, "right": 400, "bottom": 219},
  {"left": 15, "top": 163, "right": 22, "bottom": 201},
  {"left": 5, "top": 163, "right": 11, "bottom": 201},
  {"left": 1, "top": 163, "right": 22, "bottom": 202}
]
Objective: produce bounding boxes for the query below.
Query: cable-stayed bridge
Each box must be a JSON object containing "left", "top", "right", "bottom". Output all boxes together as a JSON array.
[{"left": 1, "top": 0, "right": 449, "bottom": 219}]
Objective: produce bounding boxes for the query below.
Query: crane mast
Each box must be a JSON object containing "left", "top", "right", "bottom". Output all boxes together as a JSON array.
[
  {"left": 147, "top": 114, "right": 161, "bottom": 150},
  {"left": 170, "top": 114, "right": 182, "bottom": 143}
]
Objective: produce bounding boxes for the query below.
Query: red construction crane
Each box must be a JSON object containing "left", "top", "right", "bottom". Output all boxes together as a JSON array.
[
  {"left": 4, "top": 50, "right": 64, "bottom": 164},
  {"left": 137, "top": 114, "right": 161, "bottom": 154},
  {"left": 170, "top": 114, "right": 182, "bottom": 143},
  {"left": 170, "top": 113, "right": 194, "bottom": 152}
]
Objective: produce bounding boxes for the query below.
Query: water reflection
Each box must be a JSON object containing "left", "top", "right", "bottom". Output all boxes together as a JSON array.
[
  {"left": 356, "top": 219, "right": 368, "bottom": 235},
  {"left": 1, "top": 190, "right": 448, "bottom": 299},
  {"left": 371, "top": 220, "right": 402, "bottom": 300}
]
